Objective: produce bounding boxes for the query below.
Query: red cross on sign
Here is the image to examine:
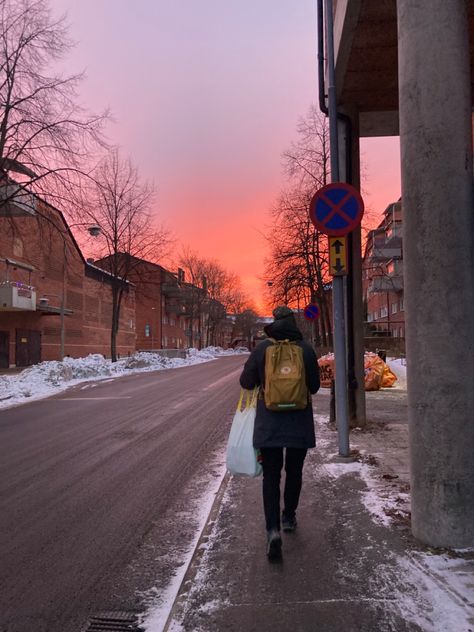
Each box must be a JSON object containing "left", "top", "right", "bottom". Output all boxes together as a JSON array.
[{"left": 309, "top": 182, "right": 364, "bottom": 236}]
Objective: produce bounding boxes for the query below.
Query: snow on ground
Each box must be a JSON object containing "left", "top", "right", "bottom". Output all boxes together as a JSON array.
[
  {"left": 0, "top": 347, "right": 248, "bottom": 411},
  {"left": 138, "top": 459, "right": 228, "bottom": 632},
  {"left": 315, "top": 414, "right": 474, "bottom": 632}
]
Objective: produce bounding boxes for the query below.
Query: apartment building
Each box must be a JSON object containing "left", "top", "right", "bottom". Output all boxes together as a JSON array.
[{"left": 362, "top": 200, "right": 405, "bottom": 344}]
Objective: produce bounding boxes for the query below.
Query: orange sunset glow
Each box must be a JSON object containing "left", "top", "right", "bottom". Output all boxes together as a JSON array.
[{"left": 50, "top": 0, "right": 401, "bottom": 314}]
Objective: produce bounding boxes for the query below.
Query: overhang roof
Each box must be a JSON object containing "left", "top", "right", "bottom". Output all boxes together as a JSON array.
[{"left": 333, "top": 0, "right": 474, "bottom": 137}]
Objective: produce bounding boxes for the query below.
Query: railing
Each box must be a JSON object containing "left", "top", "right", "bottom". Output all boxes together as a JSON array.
[{"left": 369, "top": 275, "right": 404, "bottom": 293}]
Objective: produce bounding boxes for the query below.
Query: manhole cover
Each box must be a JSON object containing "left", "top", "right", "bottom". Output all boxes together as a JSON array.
[{"left": 83, "top": 611, "right": 143, "bottom": 632}]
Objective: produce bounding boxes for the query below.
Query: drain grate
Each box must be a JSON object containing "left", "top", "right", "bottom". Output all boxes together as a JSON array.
[{"left": 83, "top": 611, "right": 144, "bottom": 632}]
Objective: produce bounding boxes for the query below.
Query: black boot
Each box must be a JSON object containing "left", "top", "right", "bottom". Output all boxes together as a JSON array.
[{"left": 266, "top": 529, "right": 282, "bottom": 561}]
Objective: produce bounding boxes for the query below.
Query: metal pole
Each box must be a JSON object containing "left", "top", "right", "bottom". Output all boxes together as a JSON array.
[
  {"left": 325, "top": 0, "right": 350, "bottom": 457},
  {"left": 60, "top": 240, "right": 66, "bottom": 360}
]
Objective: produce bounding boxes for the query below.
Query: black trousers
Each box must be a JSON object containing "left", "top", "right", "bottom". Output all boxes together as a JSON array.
[{"left": 260, "top": 447, "right": 308, "bottom": 532}]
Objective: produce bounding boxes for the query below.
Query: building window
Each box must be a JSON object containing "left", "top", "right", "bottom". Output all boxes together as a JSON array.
[
  {"left": 367, "top": 313, "right": 373, "bottom": 323},
  {"left": 399, "top": 327, "right": 404, "bottom": 338},
  {"left": 380, "top": 306, "right": 388, "bottom": 318},
  {"left": 399, "top": 298, "right": 404, "bottom": 311},
  {"left": 393, "top": 328, "right": 398, "bottom": 338},
  {"left": 391, "top": 302, "right": 398, "bottom": 314}
]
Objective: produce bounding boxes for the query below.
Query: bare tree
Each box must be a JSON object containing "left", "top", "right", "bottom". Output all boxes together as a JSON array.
[
  {"left": 264, "top": 186, "right": 333, "bottom": 348},
  {"left": 234, "top": 308, "right": 259, "bottom": 350},
  {"left": 282, "top": 105, "right": 330, "bottom": 190},
  {"left": 177, "top": 248, "right": 247, "bottom": 347},
  {"left": 0, "top": 0, "right": 107, "bottom": 210},
  {"left": 82, "top": 148, "right": 171, "bottom": 361}
]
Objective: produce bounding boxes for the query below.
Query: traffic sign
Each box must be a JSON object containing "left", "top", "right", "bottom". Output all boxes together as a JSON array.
[
  {"left": 329, "top": 236, "right": 348, "bottom": 276},
  {"left": 303, "top": 303, "right": 320, "bottom": 321},
  {"left": 309, "top": 182, "right": 364, "bottom": 236}
]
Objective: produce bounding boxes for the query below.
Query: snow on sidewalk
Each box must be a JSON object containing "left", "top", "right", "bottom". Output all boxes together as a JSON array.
[
  {"left": 316, "top": 414, "right": 474, "bottom": 632},
  {"left": 0, "top": 347, "right": 248, "bottom": 411}
]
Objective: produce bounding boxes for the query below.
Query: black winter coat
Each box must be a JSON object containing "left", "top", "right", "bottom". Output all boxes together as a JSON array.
[{"left": 239, "top": 315, "right": 320, "bottom": 449}]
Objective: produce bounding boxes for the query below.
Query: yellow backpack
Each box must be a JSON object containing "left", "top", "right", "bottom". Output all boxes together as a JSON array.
[{"left": 264, "top": 339, "right": 308, "bottom": 411}]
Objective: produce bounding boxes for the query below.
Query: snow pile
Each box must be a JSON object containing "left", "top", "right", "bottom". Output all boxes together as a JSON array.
[{"left": 0, "top": 347, "right": 246, "bottom": 410}]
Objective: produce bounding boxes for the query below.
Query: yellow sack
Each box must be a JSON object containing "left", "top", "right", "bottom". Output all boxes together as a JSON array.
[
  {"left": 381, "top": 364, "right": 397, "bottom": 388},
  {"left": 364, "top": 353, "right": 385, "bottom": 391}
]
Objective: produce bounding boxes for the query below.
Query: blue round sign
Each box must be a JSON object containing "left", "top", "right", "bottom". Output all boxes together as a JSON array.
[
  {"left": 309, "top": 182, "right": 364, "bottom": 236},
  {"left": 304, "top": 304, "right": 320, "bottom": 321}
]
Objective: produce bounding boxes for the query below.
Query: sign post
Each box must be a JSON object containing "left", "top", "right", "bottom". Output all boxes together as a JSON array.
[
  {"left": 309, "top": 181, "right": 364, "bottom": 457},
  {"left": 310, "top": 0, "right": 365, "bottom": 458}
]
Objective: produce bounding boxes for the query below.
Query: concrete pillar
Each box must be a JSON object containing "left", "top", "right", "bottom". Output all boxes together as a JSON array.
[{"left": 398, "top": 0, "right": 474, "bottom": 547}]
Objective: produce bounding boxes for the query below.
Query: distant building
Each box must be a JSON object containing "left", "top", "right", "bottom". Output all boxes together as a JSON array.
[
  {"left": 362, "top": 200, "right": 405, "bottom": 345},
  {"left": 93, "top": 257, "right": 229, "bottom": 351}
]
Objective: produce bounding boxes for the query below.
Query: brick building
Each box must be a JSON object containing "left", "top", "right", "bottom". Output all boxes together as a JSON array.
[
  {"left": 0, "top": 190, "right": 135, "bottom": 367},
  {"left": 94, "top": 257, "right": 217, "bottom": 351},
  {"left": 362, "top": 200, "right": 405, "bottom": 346}
]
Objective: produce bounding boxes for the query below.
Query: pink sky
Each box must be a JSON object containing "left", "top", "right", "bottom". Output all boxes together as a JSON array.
[{"left": 51, "top": 0, "right": 401, "bottom": 312}]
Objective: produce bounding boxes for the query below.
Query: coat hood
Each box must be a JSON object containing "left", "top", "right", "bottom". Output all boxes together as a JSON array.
[{"left": 264, "top": 314, "right": 303, "bottom": 341}]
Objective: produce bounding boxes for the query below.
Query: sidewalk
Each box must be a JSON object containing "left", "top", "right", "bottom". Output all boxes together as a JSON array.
[{"left": 158, "top": 385, "right": 474, "bottom": 632}]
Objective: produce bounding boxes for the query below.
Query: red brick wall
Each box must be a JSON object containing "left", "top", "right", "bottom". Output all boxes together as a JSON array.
[{"left": 0, "top": 202, "right": 135, "bottom": 365}]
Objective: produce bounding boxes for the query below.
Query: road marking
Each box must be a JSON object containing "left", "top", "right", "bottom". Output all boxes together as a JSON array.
[
  {"left": 203, "top": 367, "right": 242, "bottom": 391},
  {"left": 58, "top": 397, "right": 133, "bottom": 401}
]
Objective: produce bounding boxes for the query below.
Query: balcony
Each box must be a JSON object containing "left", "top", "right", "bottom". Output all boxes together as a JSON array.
[
  {"left": 369, "top": 276, "right": 404, "bottom": 293},
  {"left": 166, "top": 300, "right": 187, "bottom": 315},
  {"left": 0, "top": 281, "right": 36, "bottom": 311},
  {"left": 161, "top": 283, "right": 183, "bottom": 299},
  {"left": 0, "top": 184, "right": 37, "bottom": 217}
]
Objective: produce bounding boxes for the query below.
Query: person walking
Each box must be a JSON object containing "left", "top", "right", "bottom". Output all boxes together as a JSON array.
[{"left": 239, "top": 306, "right": 320, "bottom": 561}]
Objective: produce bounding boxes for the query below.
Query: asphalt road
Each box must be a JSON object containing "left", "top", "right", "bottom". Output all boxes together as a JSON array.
[{"left": 0, "top": 355, "right": 246, "bottom": 632}]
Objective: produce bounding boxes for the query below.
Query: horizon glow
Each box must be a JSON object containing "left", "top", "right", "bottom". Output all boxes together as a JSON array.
[{"left": 50, "top": 0, "right": 401, "bottom": 313}]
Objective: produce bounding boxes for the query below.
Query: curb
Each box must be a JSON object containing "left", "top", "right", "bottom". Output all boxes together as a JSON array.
[{"left": 162, "top": 471, "right": 231, "bottom": 631}]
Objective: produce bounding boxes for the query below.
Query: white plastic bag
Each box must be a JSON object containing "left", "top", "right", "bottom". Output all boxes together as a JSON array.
[{"left": 226, "top": 388, "right": 262, "bottom": 477}]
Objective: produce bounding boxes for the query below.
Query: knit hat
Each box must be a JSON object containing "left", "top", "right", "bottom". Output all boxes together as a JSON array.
[{"left": 272, "top": 305, "right": 293, "bottom": 320}]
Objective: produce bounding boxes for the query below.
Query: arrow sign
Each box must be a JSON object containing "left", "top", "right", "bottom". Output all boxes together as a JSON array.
[
  {"left": 309, "top": 182, "right": 364, "bottom": 236},
  {"left": 331, "top": 239, "right": 344, "bottom": 255},
  {"left": 329, "top": 236, "right": 348, "bottom": 276}
]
